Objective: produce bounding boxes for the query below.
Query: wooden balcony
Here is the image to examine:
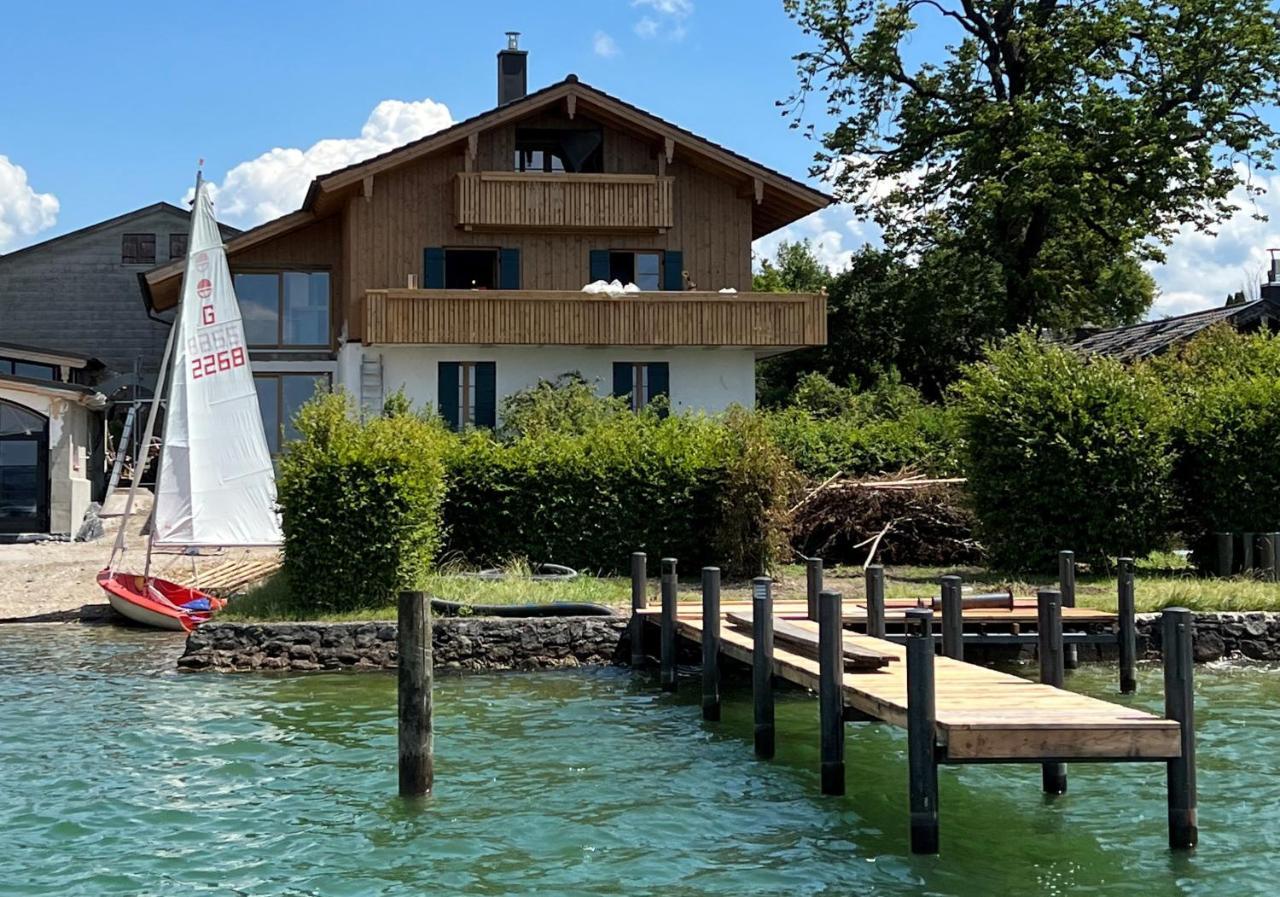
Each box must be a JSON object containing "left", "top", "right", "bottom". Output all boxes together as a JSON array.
[
  {"left": 364, "top": 289, "right": 826, "bottom": 348},
  {"left": 454, "top": 172, "right": 675, "bottom": 232}
]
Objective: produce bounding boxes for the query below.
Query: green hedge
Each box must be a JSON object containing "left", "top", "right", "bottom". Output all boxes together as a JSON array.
[
  {"left": 276, "top": 392, "right": 451, "bottom": 612},
  {"left": 952, "top": 333, "right": 1175, "bottom": 570}
]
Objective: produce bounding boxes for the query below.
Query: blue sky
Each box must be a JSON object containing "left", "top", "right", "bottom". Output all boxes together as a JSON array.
[{"left": 1, "top": 0, "right": 1275, "bottom": 318}]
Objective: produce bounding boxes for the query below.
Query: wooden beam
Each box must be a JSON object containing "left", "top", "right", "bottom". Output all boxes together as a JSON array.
[
  {"left": 664, "top": 136, "right": 675, "bottom": 164},
  {"left": 754, "top": 177, "right": 764, "bottom": 205},
  {"left": 362, "top": 175, "right": 373, "bottom": 201},
  {"left": 566, "top": 93, "right": 576, "bottom": 119}
]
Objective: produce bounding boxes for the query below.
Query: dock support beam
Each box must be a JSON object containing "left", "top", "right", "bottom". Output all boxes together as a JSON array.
[
  {"left": 1059, "top": 550, "right": 1079, "bottom": 669},
  {"left": 660, "top": 558, "right": 677, "bottom": 692},
  {"left": 1037, "top": 589, "right": 1067, "bottom": 795},
  {"left": 397, "top": 590, "right": 434, "bottom": 798},
  {"left": 1117, "top": 557, "right": 1137, "bottom": 694},
  {"left": 1163, "top": 607, "right": 1198, "bottom": 851},
  {"left": 905, "top": 607, "right": 939, "bottom": 854},
  {"left": 818, "top": 589, "right": 845, "bottom": 795},
  {"left": 630, "top": 551, "right": 647, "bottom": 668},
  {"left": 865, "top": 564, "right": 886, "bottom": 639},
  {"left": 806, "top": 556, "right": 823, "bottom": 622},
  {"left": 940, "top": 575, "right": 963, "bottom": 661},
  {"left": 752, "top": 576, "right": 775, "bottom": 759},
  {"left": 701, "top": 567, "right": 721, "bottom": 722}
]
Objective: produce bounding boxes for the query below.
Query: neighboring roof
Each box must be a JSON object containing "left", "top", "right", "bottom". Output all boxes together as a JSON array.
[
  {"left": 0, "top": 341, "right": 102, "bottom": 369},
  {"left": 0, "top": 202, "right": 240, "bottom": 264},
  {"left": 0, "top": 372, "right": 106, "bottom": 407},
  {"left": 1071, "top": 296, "right": 1280, "bottom": 359}
]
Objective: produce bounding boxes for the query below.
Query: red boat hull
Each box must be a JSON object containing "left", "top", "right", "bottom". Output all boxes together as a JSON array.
[{"left": 96, "top": 570, "right": 225, "bottom": 632}]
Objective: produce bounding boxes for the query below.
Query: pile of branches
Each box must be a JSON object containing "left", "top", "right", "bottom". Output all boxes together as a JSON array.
[{"left": 790, "top": 471, "right": 983, "bottom": 567}]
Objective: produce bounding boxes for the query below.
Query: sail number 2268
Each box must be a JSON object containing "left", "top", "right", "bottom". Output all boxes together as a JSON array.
[{"left": 188, "top": 319, "right": 247, "bottom": 381}]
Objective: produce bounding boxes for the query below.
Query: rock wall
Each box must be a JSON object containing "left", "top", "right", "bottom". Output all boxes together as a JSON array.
[
  {"left": 1134, "top": 611, "right": 1280, "bottom": 663},
  {"left": 178, "top": 617, "right": 629, "bottom": 673}
]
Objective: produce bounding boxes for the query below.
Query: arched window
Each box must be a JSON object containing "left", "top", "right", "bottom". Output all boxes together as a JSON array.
[
  {"left": 0, "top": 399, "right": 49, "bottom": 532},
  {"left": 0, "top": 401, "right": 47, "bottom": 437}
]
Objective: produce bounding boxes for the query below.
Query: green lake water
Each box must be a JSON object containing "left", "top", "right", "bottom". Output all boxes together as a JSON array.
[{"left": 2, "top": 625, "right": 1278, "bottom": 896}]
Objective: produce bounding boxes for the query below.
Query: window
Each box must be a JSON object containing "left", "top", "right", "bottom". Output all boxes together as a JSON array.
[
  {"left": 254, "top": 373, "right": 331, "bottom": 455},
  {"left": 512, "top": 127, "right": 603, "bottom": 174},
  {"left": 438, "top": 361, "right": 496, "bottom": 431},
  {"left": 232, "top": 271, "right": 331, "bottom": 348},
  {"left": 444, "top": 249, "right": 499, "bottom": 290},
  {"left": 609, "top": 251, "right": 662, "bottom": 291},
  {"left": 0, "top": 358, "right": 58, "bottom": 382},
  {"left": 122, "top": 233, "right": 156, "bottom": 265},
  {"left": 169, "top": 233, "right": 189, "bottom": 259},
  {"left": 613, "top": 361, "right": 669, "bottom": 413}
]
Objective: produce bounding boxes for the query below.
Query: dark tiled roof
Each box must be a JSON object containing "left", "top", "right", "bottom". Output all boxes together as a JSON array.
[{"left": 1070, "top": 297, "right": 1280, "bottom": 359}]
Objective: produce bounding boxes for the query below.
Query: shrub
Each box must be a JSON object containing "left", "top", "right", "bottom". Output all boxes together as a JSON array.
[
  {"left": 497, "top": 372, "right": 629, "bottom": 439},
  {"left": 276, "top": 391, "right": 451, "bottom": 613},
  {"left": 952, "top": 333, "right": 1174, "bottom": 570}
]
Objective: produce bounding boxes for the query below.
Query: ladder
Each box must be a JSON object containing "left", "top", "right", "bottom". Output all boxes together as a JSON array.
[{"left": 359, "top": 353, "right": 383, "bottom": 421}]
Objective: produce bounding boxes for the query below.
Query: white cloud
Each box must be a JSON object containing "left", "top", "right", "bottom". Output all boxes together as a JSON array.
[
  {"left": 633, "top": 0, "right": 693, "bottom": 15},
  {"left": 0, "top": 155, "right": 59, "bottom": 251},
  {"left": 752, "top": 204, "right": 879, "bottom": 275},
  {"left": 633, "top": 17, "right": 660, "bottom": 38},
  {"left": 195, "top": 97, "right": 454, "bottom": 228},
  {"left": 632, "top": 0, "right": 692, "bottom": 40},
  {"left": 593, "top": 31, "right": 620, "bottom": 58}
]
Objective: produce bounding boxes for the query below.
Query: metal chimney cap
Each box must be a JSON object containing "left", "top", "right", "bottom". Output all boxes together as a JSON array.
[{"left": 506, "top": 31, "right": 521, "bottom": 49}]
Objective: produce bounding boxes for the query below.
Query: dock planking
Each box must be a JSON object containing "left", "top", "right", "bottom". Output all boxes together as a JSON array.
[{"left": 724, "top": 611, "right": 893, "bottom": 671}]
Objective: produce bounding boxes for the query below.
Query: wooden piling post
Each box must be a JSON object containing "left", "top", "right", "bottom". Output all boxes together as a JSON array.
[
  {"left": 905, "top": 606, "right": 939, "bottom": 854},
  {"left": 1163, "top": 607, "right": 1197, "bottom": 851},
  {"left": 701, "top": 566, "right": 721, "bottom": 722},
  {"left": 397, "top": 590, "right": 434, "bottom": 798},
  {"left": 630, "top": 552, "right": 647, "bottom": 668},
  {"left": 940, "top": 575, "right": 963, "bottom": 661},
  {"left": 1214, "top": 532, "right": 1233, "bottom": 577},
  {"left": 865, "top": 564, "right": 886, "bottom": 639},
  {"left": 1037, "top": 589, "right": 1067, "bottom": 795},
  {"left": 1270, "top": 533, "right": 1280, "bottom": 583},
  {"left": 660, "top": 557, "right": 677, "bottom": 692},
  {"left": 806, "top": 556, "right": 823, "bottom": 622},
  {"left": 1258, "top": 534, "right": 1278, "bottom": 583},
  {"left": 1241, "top": 532, "right": 1255, "bottom": 575},
  {"left": 1117, "top": 557, "right": 1137, "bottom": 694},
  {"left": 1059, "top": 550, "right": 1079, "bottom": 669},
  {"left": 752, "top": 576, "right": 775, "bottom": 760},
  {"left": 818, "top": 588, "right": 845, "bottom": 796}
]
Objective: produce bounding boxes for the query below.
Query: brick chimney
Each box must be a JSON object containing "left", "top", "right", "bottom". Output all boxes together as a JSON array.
[
  {"left": 498, "top": 32, "right": 527, "bottom": 106},
  {"left": 1264, "top": 249, "right": 1280, "bottom": 302}
]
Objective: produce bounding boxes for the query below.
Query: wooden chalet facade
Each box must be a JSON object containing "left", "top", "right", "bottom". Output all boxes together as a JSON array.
[{"left": 141, "top": 37, "right": 830, "bottom": 435}]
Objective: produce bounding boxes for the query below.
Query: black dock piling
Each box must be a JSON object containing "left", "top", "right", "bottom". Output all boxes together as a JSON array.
[
  {"left": 806, "top": 556, "right": 823, "bottom": 621},
  {"left": 1037, "top": 589, "right": 1067, "bottom": 795},
  {"left": 660, "top": 557, "right": 677, "bottom": 692},
  {"left": 818, "top": 588, "right": 845, "bottom": 795},
  {"left": 1117, "top": 557, "right": 1137, "bottom": 694},
  {"left": 752, "top": 576, "right": 775, "bottom": 759},
  {"left": 1214, "top": 532, "right": 1233, "bottom": 577},
  {"left": 1241, "top": 532, "right": 1255, "bottom": 575},
  {"left": 701, "top": 566, "right": 721, "bottom": 722},
  {"left": 397, "top": 590, "right": 434, "bottom": 798},
  {"left": 905, "top": 606, "right": 939, "bottom": 854},
  {"left": 865, "top": 564, "right": 886, "bottom": 639},
  {"left": 940, "top": 575, "right": 963, "bottom": 661},
  {"left": 1163, "top": 607, "right": 1198, "bottom": 851},
  {"left": 630, "top": 551, "right": 647, "bottom": 668},
  {"left": 1059, "top": 550, "right": 1079, "bottom": 669}
]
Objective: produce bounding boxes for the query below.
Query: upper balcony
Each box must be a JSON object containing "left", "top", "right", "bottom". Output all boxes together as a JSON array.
[
  {"left": 454, "top": 172, "right": 675, "bottom": 232},
  {"left": 364, "top": 289, "right": 826, "bottom": 350}
]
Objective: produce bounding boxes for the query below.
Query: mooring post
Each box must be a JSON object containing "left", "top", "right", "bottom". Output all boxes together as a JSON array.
[
  {"left": 905, "top": 606, "right": 939, "bottom": 854},
  {"left": 1163, "top": 606, "right": 1197, "bottom": 851},
  {"left": 1270, "top": 533, "right": 1280, "bottom": 583},
  {"left": 1117, "top": 557, "right": 1138, "bottom": 694},
  {"left": 1241, "top": 532, "right": 1255, "bottom": 575},
  {"left": 660, "top": 557, "right": 678, "bottom": 692},
  {"left": 397, "top": 590, "right": 434, "bottom": 798},
  {"left": 806, "top": 556, "right": 823, "bottom": 622},
  {"left": 940, "top": 575, "right": 963, "bottom": 661},
  {"left": 701, "top": 566, "right": 721, "bottom": 722},
  {"left": 630, "top": 551, "right": 648, "bottom": 668},
  {"left": 1258, "top": 534, "right": 1278, "bottom": 583},
  {"left": 818, "top": 588, "right": 845, "bottom": 795},
  {"left": 1059, "top": 550, "right": 1079, "bottom": 669},
  {"left": 1037, "top": 589, "right": 1067, "bottom": 795},
  {"left": 752, "top": 576, "right": 775, "bottom": 760},
  {"left": 865, "top": 564, "right": 886, "bottom": 639},
  {"left": 1214, "top": 532, "right": 1233, "bottom": 577}
]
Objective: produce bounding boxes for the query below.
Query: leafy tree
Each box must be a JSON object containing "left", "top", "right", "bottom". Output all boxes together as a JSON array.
[
  {"left": 753, "top": 239, "right": 834, "bottom": 293},
  {"left": 782, "top": 0, "right": 1279, "bottom": 331}
]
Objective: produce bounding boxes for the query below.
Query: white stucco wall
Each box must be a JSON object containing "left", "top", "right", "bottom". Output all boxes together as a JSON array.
[{"left": 335, "top": 344, "right": 757, "bottom": 421}]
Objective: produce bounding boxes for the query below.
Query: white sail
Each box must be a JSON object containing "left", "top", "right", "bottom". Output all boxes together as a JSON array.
[{"left": 152, "top": 181, "right": 283, "bottom": 547}]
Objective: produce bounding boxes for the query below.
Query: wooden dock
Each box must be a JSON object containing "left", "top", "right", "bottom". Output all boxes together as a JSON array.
[{"left": 627, "top": 553, "right": 1197, "bottom": 855}]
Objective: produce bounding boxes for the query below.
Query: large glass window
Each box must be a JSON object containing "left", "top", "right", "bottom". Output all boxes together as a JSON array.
[
  {"left": 233, "top": 271, "right": 331, "bottom": 347},
  {"left": 444, "top": 249, "right": 499, "bottom": 290},
  {"left": 122, "top": 233, "right": 156, "bottom": 265},
  {"left": 608, "top": 251, "right": 662, "bottom": 291},
  {"left": 512, "top": 128, "right": 603, "bottom": 173},
  {"left": 0, "top": 357, "right": 58, "bottom": 381},
  {"left": 254, "top": 373, "right": 330, "bottom": 455},
  {"left": 0, "top": 401, "right": 47, "bottom": 531}
]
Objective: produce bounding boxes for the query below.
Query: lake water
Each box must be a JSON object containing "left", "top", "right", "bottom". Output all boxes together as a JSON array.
[{"left": 2, "top": 625, "right": 1278, "bottom": 896}]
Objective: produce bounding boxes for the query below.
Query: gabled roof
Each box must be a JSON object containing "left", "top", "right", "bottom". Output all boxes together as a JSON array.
[
  {"left": 0, "top": 202, "right": 239, "bottom": 264},
  {"left": 1071, "top": 296, "right": 1280, "bottom": 359}
]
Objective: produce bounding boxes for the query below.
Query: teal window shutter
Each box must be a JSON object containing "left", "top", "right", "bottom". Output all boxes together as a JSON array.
[
  {"left": 499, "top": 249, "right": 521, "bottom": 289},
  {"left": 649, "top": 362, "right": 670, "bottom": 417},
  {"left": 612, "top": 362, "right": 632, "bottom": 399},
  {"left": 437, "top": 362, "right": 460, "bottom": 430},
  {"left": 590, "top": 250, "right": 611, "bottom": 283},
  {"left": 424, "top": 247, "right": 445, "bottom": 288},
  {"left": 475, "top": 362, "right": 497, "bottom": 428},
  {"left": 662, "top": 250, "right": 683, "bottom": 291}
]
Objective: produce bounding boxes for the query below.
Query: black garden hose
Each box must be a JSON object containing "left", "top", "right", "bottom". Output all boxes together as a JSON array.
[{"left": 429, "top": 598, "right": 617, "bottom": 618}]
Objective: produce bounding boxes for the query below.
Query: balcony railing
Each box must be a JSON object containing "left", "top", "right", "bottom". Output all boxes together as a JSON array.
[
  {"left": 454, "top": 172, "right": 675, "bottom": 232},
  {"left": 364, "top": 289, "right": 826, "bottom": 348}
]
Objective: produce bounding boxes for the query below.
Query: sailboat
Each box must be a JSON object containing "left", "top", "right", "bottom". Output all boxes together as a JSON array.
[{"left": 98, "top": 172, "right": 282, "bottom": 631}]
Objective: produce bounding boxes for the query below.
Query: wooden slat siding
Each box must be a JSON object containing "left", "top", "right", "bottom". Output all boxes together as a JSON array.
[
  {"left": 455, "top": 172, "right": 675, "bottom": 232},
  {"left": 363, "top": 289, "right": 826, "bottom": 347}
]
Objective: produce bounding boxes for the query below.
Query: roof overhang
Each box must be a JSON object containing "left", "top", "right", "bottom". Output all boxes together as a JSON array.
[
  {"left": 0, "top": 341, "right": 101, "bottom": 370},
  {"left": 0, "top": 374, "right": 107, "bottom": 409}
]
